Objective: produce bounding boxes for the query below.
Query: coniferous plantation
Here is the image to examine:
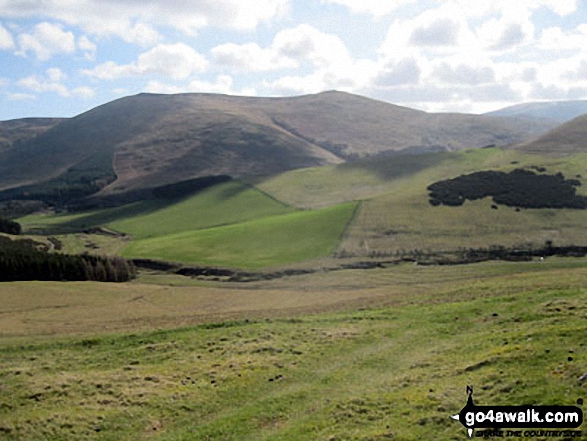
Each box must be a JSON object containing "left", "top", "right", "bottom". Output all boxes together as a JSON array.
[
  {"left": 0, "top": 235, "right": 135, "bottom": 282},
  {"left": 427, "top": 168, "right": 587, "bottom": 208},
  {"left": 0, "top": 216, "right": 21, "bottom": 235}
]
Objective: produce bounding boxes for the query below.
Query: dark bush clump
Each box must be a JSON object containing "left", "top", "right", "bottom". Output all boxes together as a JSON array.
[
  {"left": 0, "top": 217, "right": 21, "bottom": 235},
  {"left": 428, "top": 169, "right": 587, "bottom": 209}
]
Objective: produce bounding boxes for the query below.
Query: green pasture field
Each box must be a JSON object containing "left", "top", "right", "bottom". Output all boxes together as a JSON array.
[
  {"left": 18, "top": 180, "right": 292, "bottom": 238},
  {"left": 0, "top": 260, "right": 586, "bottom": 440},
  {"left": 258, "top": 149, "right": 587, "bottom": 258},
  {"left": 120, "top": 202, "right": 357, "bottom": 269}
]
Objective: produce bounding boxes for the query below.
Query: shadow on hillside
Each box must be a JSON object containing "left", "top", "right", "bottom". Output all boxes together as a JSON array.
[
  {"left": 37, "top": 176, "right": 236, "bottom": 234},
  {"left": 336, "top": 150, "right": 449, "bottom": 181}
]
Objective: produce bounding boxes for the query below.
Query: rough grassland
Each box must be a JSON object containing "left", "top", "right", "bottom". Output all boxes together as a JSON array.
[
  {"left": 0, "top": 260, "right": 585, "bottom": 440},
  {"left": 120, "top": 202, "right": 357, "bottom": 269},
  {"left": 256, "top": 148, "right": 587, "bottom": 256},
  {"left": 0, "top": 258, "right": 584, "bottom": 337}
]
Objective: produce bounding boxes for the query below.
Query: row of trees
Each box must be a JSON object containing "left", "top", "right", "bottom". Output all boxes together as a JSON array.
[{"left": 0, "top": 237, "right": 135, "bottom": 282}]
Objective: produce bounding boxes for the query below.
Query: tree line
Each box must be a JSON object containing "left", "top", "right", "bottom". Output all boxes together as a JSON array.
[
  {"left": 0, "top": 217, "right": 21, "bottom": 235},
  {"left": 0, "top": 236, "right": 135, "bottom": 282}
]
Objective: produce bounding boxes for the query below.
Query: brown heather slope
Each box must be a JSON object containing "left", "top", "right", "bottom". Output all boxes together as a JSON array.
[
  {"left": 0, "top": 91, "right": 556, "bottom": 195},
  {"left": 512, "top": 114, "right": 587, "bottom": 156},
  {"left": 0, "top": 118, "right": 65, "bottom": 153}
]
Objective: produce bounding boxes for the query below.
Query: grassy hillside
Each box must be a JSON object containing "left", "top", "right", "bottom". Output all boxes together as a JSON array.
[
  {"left": 0, "top": 118, "right": 65, "bottom": 154},
  {"left": 121, "top": 202, "right": 357, "bottom": 269},
  {"left": 18, "top": 182, "right": 355, "bottom": 269},
  {"left": 1, "top": 260, "right": 585, "bottom": 440},
  {"left": 513, "top": 114, "right": 587, "bottom": 156},
  {"left": 0, "top": 91, "right": 555, "bottom": 200},
  {"left": 17, "top": 148, "right": 587, "bottom": 268},
  {"left": 257, "top": 148, "right": 587, "bottom": 257},
  {"left": 19, "top": 181, "right": 292, "bottom": 236}
]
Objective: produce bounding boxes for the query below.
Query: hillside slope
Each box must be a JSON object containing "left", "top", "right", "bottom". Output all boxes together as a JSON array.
[
  {"left": 512, "top": 114, "right": 587, "bottom": 156},
  {"left": 0, "top": 91, "right": 555, "bottom": 200},
  {"left": 0, "top": 117, "right": 65, "bottom": 153}
]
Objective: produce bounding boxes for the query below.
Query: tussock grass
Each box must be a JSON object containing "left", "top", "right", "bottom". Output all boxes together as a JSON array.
[{"left": 1, "top": 261, "right": 586, "bottom": 440}]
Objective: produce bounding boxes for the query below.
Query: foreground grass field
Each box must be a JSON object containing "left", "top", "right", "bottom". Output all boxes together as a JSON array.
[{"left": 0, "top": 260, "right": 586, "bottom": 440}]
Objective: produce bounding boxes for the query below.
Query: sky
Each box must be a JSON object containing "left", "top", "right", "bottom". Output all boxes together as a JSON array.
[{"left": 0, "top": 0, "right": 586, "bottom": 120}]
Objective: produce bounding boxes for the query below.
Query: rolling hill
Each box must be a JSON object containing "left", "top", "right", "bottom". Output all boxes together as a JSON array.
[
  {"left": 19, "top": 146, "right": 587, "bottom": 269},
  {"left": 0, "top": 91, "right": 556, "bottom": 204},
  {"left": 486, "top": 99, "right": 587, "bottom": 123},
  {"left": 512, "top": 114, "right": 587, "bottom": 156}
]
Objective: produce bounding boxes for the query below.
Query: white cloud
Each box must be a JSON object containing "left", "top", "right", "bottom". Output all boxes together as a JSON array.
[
  {"left": 320, "top": 0, "right": 417, "bottom": 17},
  {"left": 137, "top": 44, "right": 208, "bottom": 79},
  {"left": 18, "top": 74, "right": 70, "bottom": 97},
  {"left": 273, "top": 24, "right": 352, "bottom": 69},
  {"left": 529, "top": 83, "right": 569, "bottom": 100},
  {"left": 46, "top": 67, "right": 66, "bottom": 82},
  {"left": 211, "top": 24, "right": 353, "bottom": 73},
  {"left": 84, "top": 43, "right": 208, "bottom": 80},
  {"left": 78, "top": 35, "right": 96, "bottom": 60},
  {"left": 374, "top": 58, "right": 421, "bottom": 86},
  {"left": 16, "top": 22, "right": 76, "bottom": 61},
  {"left": 16, "top": 67, "right": 93, "bottom": 98},
  {"left": 7, "top": 92, "right": 36, "bottom": 101},
  {"left": 409, "top": 18, "right": 460, "bottom": 47},
  {"left": 434, "top": 63, "right": 495, "bottom": 85},
  {"left": 71, "top": 86, "right": 95, "bottom": 98},
  {"left": 0, "top": 23, "right": 14, "bottom": 49},
  {"left": 326, "top": 0, "right": 577, "bottom": 20},
  {"left": 0, "top": 0, "right": 289, "bottom": 43},
  {"left": 477, "top": 16, "right": 534, "bottom": 52},
  {"left": 145, "top": 75, "right": 242, "bottom": 95},
  {"left": 539, "top": 25, "right": 587, "bottom": 53},
  {"left": 211, "top": 42, "right": 296, "bottom": 72},
  {"left": 436, "top": 0, "right": 577, "bottom": 19},
  {"left": 263, "top": 66, "right": 367, "bottom": 96}
]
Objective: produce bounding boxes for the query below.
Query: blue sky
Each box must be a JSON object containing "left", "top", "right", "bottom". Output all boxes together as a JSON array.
[{"left": 0, "top": 0, "right": 586, "bottom": 120}]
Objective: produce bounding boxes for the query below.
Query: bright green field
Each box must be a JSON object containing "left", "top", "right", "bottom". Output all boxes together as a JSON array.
[
  {"left": 121, "top": 202, "right": 357, "bottom": 269},
  {"left": 1, "top": 261, "right": 586, "bottom": 440},
  {"left": 18, "top": 181, "right": 292, "bottom": 238}
]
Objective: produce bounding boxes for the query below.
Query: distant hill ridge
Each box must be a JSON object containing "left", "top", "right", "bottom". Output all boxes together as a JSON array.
[
  {"left": 512, "top": 113, "right": 587, "bottom": 156},
  {"left": 0, "top": 91, "right": 557, "bottom": 201},
  {"left": 486, "top": 100, "right": 587, "bottom": 123}
]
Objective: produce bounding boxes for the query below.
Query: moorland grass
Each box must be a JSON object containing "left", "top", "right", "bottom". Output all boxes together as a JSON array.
[
  {"left": 1, "top": 261, "right": 586, "bottom": 440},
  {"left": 256, "top": 148, "right": 587, "bottom": 257}
]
